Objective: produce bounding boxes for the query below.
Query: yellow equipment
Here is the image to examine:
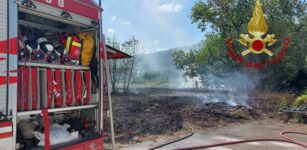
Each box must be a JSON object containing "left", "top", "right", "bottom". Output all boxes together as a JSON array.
[{"left": 78, "top": 32, "right": 95, "bottom": 66}]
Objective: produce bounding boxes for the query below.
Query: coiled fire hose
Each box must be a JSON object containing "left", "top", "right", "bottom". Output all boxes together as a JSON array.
[{"left": 148, "top": 123, "right": 307, "bottom": 150}]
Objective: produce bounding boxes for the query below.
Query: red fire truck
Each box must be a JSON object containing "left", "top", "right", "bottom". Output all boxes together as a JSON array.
[{"left": 0, "top": 0, "right": 129, "bottom": 149}]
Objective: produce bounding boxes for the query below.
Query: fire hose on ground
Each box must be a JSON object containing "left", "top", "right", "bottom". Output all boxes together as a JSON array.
[
  {"left": 147, "top": 123, "right": 195, "bottom": 150},
  {"left": 147, "top": 122, "right": 307, "bottom": 150}
]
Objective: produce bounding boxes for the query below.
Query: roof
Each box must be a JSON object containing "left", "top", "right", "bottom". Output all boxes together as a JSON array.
[{"left": 106, "top": 45, "right": 132, "bottom": 59}]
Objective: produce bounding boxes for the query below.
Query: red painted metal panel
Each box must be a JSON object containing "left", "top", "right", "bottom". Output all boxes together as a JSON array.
[
  {"left": 74, "top": 70, "right": 82, "bottom": 105},
  {"left": 60, "top": 144, "right": 84, "bottom": 150},
  {"left": 17, "top": 69, "right": 22, "bottom": 111},
  {"left": 54, "top": 69, "right": 63, "bottom": 107},
  {"left": 0, "top": 40, "right": 7, "bottom": 54},
  {"left": 31, "top": 68, "right": 38, "bottom": 109},
  {"left": 9, "top": 70, "right": 17, "bottom": 73},
  {"left": 35, "top": 0, "right": 101, "bottom": 20},
  {"left": 107, "top": 52, "right": 131, "bottom": 59},
  {"left": 9, "top": 38, "right": 18, "bottom": 55},
  {"left": 83, "top": 71, "right": 90, "bottom": 105},
  {"left": 0, "top": 132, "right": 13, "bottom": 139},
  {"left": 0, "top": 121, "right": 12, "bottom": 127},
  {"left": 59, "top": 137, "right": 102, "bottom": 150},
  {"left": 0, "top": 121, "right": 13, "bottom": 139},
  {"left": 0, "top": 77, "right": 7, "bottom": 86},
  {"left": 47, "top": 68, "right": 54, "bottom": 108},
  {"left": 9, "top": 77, "right": 17, "bottom": 84},
  {"left": 65, "top": 70, "right": 73, "bottom": 106},
  {"left": 100, "top": 42, "right": 131, "bottom": 60},
  {"left": 0, "top": 38, "right": 18, "bottom": 55},
  {"left": 83, "top": 138, "right": 103, "bottom": 150},
  {"left": 21, "top": 67, "right": 29, "bottom": 110},
  {"left": 42, "top": 109, "right": 51, "bottom": 150}
]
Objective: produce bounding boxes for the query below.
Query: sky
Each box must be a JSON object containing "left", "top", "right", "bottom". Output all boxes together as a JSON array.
[{"left": 100, "top": 0, "right": 204, "bottom": 53}]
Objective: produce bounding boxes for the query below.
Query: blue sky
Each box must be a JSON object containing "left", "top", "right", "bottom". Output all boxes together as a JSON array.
[{"left": 100, "top": 0, "right": 204, "bottom": 53}]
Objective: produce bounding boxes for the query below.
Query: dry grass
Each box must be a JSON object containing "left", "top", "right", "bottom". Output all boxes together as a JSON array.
[{"left": 248, "top": 89, "right": 296, "bottom": 116}]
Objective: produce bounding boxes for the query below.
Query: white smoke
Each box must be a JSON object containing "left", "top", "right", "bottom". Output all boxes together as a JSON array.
[{"left": 196, "top": 72, "right": 264, "bottom": 107}]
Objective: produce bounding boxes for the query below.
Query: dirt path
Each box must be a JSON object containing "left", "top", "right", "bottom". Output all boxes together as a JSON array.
[{"left": 121, "top": 119, "right": 307, "bottom": 150}]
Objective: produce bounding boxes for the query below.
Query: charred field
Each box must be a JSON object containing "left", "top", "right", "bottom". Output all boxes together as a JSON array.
[{"left": 103, "top": 88, "right": 294, "bottom": 146}]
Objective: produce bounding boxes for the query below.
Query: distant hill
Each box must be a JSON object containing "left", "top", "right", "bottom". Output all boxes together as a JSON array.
[{"left": 135, "top": 42, "right": 205, "bottom": 77}]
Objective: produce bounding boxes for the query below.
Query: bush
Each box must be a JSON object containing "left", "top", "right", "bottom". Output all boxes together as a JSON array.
[
  {"left": 293, "top": 90, "right": 307, "bottom": 107},
  {"left": 143, "top": 72, "right": 160, "bottom": 80}
]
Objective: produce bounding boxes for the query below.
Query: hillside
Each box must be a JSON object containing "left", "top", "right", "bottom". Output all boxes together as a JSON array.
[
  {"left": 136, "top": 42, "right": 204, "bottom": 74},
  {"left": 132, "top": 42, "right": 204, "bottom": 87}
]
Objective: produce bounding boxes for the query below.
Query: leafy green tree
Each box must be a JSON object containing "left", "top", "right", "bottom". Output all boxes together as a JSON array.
[
  {"left": 172, "top": 50, "right": 199, "bottom": 78},
  {"left": 173, "top": 0, "right": 307, "bottom": 90}
]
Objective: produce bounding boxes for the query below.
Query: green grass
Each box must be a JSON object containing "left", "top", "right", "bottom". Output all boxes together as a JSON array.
[
  {"left": 293, "top": 90, "right": 307, "bottom": 107},
  {"left": 293, "top": 95, "right": 307, "bottom": 106}
]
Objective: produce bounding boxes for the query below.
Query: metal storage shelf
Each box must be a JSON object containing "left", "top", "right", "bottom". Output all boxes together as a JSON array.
[
  {"left": 17, "top": 104, "right": 97, "bottom": 116},
  {"left": 18, "top": 62, "right": 90, "bottom": 70},
  {"left": 19, "top": 20, "right": 65, "bottom": 32},
  {"left": 18, "top": 1, "right": 96, "bottom": 28}
]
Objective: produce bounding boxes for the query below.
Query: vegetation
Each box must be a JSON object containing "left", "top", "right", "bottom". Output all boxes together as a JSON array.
[
  {"left": 293, "top": 90, "right": 307, "bottom": 107},
  {"left": 120, "top": 37, "right": 141, "bottom": 93},
  {"left": 106, "top": 37, "right": 142, "bottom": 93},
  {"left": 106, "top": 37, "right": 121, "bottom": 93},
  {"left": 172, "top": 0, "right": 307, "bottom": 91},
  {"left": 142, "top": 72, "right": 167, "bottom": 80}
]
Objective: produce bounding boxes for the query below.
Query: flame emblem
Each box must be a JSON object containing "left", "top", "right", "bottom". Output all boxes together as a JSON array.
[{"left": 239, "top": 0, "right": 276, "bottom": 56}]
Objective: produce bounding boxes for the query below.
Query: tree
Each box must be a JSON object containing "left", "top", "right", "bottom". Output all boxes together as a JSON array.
[
  {"left": 106, "top": 36, "right": 142, "bottom": 93},
  {"left": 172, "top": 34, "right": 243, "bottom": 87},
  {"left": 172, "top": 50, "right": 199, "bottom": 78},
  {"left": 120, "top": 37, "right": 141, "bottom": 93},
  {"left": 173, "top": 0, "right": 307, "bottom": 90},
  {"left": 106, "top": 36, "right": 121, "bottom": 93}
]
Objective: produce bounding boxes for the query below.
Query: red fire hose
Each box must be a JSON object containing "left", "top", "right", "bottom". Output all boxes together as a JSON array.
[{"left": 148, "top": 123, "right": 307, "bottom": 150}]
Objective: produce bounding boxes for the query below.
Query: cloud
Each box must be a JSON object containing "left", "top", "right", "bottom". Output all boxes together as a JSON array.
[
  {"left": 107, "top": 28, "right": 115, "bottom": 34},
  {"left": 111, "top": 16, "right": 117, "bottom": 22},
  {"left": 122, "top": 21, "right": 131, "bottom": 26},
  {"left": 112, "top": 16, "right": 131, "bottom": 26},
  {"left": 103, "top": 0, "right": 202, "bottom": 54},
  {"left": 174, "top": 4, "right": 183, "bottom": 12},
  {"left": 158, "top": 3, "right": 183, "bottom": 12},
  {"left": 154, "top": 39, "right": 160, "bottom": 44}
]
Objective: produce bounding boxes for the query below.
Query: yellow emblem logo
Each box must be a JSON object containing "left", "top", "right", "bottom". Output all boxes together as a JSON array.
[{"left": 239, "top": 0, "right": 276, "bottom": 56}]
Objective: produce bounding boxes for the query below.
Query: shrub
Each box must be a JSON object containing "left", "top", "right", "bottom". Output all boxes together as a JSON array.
[{"left": 293, "top": 90, "right": 307, "bottom": 107}]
